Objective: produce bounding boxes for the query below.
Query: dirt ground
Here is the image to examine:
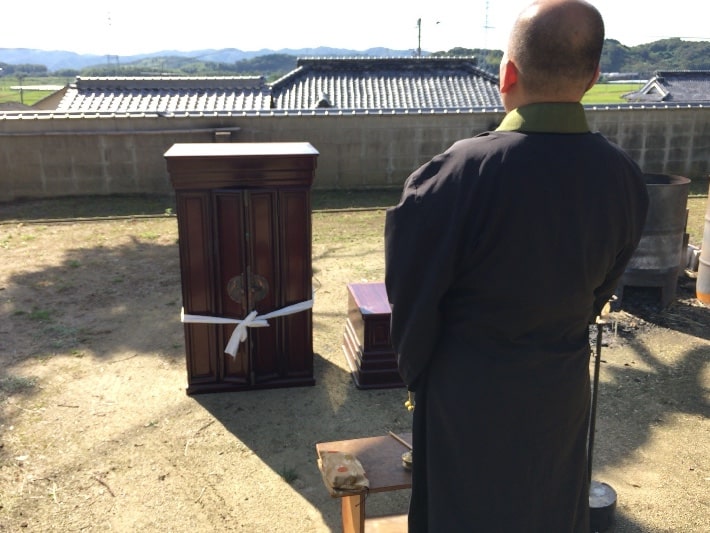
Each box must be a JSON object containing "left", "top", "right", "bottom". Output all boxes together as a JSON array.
[{"left": 0, "top": 201, "right": 708, "bottom": 532}]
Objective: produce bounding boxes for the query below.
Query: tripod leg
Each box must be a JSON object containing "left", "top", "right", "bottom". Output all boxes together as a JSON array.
[{"left": 588, "top": 321, "right": 603, "bottom": 481}]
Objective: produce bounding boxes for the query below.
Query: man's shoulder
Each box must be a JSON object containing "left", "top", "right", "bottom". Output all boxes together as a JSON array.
[
  {"left": 454, "top": 130, "right": 629, "bottom": 159},
  {"left": 453, "top": 130, "right": 519, "bottom": 146},
  {"left": 447, "top": 131, "right": 520, "bottom": 156}
]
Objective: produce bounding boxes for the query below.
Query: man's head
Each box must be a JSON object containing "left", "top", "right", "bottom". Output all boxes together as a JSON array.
[{"left": 499, "top": 0, "right": 604, "bottom": 111}]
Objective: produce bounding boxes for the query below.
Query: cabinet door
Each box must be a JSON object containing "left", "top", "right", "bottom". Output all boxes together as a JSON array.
[
  {"left": 247, "top": 189, "right": 314, "bottom": 385},
  {"left": 278, "top": 188, "right": 313, "bottom": 381},
  {"left": 205, "top": 188, "right": 313, "bottom": 388},
  {"left": 214, "top": 188, "right": 313, "bottom": 386},
  {"left": 244, "top": 189, "right": 282, "bottom": 384},
  {"left": 176, "top": 191, "right": 220, "bottom": 389},
  {"left": 214, "top": 191, "right": 250, "bottom": 386},
  {"left": 214, "top": 188, "right": 285, "bottom": 385}
]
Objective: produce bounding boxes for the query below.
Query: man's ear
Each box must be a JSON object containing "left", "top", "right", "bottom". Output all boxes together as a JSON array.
[
  {"left": 500, "top": 58, "right": 519, "bottom": 94},
  {"left": 584, "top": 64, "right": 601, "bottom": 92}
]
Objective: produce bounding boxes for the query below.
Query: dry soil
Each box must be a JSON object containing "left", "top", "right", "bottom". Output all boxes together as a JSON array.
[{"left": 0, "top": 202, "right": 708, "bottom": 532}]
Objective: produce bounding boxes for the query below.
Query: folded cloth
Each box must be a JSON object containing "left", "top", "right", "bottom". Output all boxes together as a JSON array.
[{"left": 317, "top": 450, "right": 369, "bottom": 495}]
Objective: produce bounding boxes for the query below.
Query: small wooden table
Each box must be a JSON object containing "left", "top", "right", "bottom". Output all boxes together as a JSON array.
[{"left": 316, "top": 433, "right": 412, "bottom": 533}]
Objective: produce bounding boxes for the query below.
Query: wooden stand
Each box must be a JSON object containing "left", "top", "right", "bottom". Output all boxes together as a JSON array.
[
  {"left": 316, "top": 434, "right": 412, "bottom": 533},
  {"left": 342, "top": 283, "right": 404, "bottom": 389},
  {"left": 165, "top": 142, "right": 318, "bottom": 394}
]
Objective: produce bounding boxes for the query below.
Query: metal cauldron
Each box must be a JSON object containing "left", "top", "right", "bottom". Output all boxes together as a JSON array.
[{"left": 618, "top": 173, "right": 691, "bottom": 307}]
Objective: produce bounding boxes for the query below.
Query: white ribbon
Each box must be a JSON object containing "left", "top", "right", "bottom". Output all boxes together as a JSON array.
[{"left": 180, "top": 298, "right": 314, "bottom": 357}]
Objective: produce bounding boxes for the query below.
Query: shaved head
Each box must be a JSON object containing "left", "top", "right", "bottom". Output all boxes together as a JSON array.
[{"left": 507, "top": 0, "right": 604, "bottom": 96}]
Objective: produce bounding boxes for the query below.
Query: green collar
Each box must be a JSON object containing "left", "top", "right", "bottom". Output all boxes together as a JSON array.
[{"left": 496, "top": 102, "right": 590, "bottom": 133}]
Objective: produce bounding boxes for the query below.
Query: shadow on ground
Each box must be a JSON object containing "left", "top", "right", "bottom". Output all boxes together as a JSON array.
[{"left": 191, "top": 352, "right": 412, "bottom": 531}]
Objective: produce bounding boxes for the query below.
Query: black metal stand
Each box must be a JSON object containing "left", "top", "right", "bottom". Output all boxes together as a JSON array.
[{"left": 589, "top": 321, "right": 618, "bottom": 532}]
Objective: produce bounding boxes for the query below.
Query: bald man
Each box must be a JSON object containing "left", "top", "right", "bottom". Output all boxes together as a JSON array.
[{"left": 384, "top": 1, "right": 649, "bottom": 531}]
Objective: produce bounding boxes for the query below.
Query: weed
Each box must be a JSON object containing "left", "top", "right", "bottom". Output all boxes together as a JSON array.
[
  {"left": 56, "top": 283, "right": 75, "bottom": 293},
  {"left": 279, "top": 467, "right": 298, "bottom": 484},
  {"left": 47, "top": 324, "right": 79, "bottom": 349},
  {"left": 28, "top": 308, "right": 52, "bottom": 321},
  {"left": 0, "top": 375, "right": 37, "bottom": 397}
]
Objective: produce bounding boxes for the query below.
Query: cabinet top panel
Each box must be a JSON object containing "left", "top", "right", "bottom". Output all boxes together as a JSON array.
[
  {"left": 164, "top": 142, "right": 319, "bottom": 158},
  {"left": 165, "top": 142, "right": 319, "bottom": 189}
]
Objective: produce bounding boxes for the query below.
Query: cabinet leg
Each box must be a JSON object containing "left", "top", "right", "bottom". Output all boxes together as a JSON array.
[{"left": 341, "top": 493, "right": 366, "bottom": 533}]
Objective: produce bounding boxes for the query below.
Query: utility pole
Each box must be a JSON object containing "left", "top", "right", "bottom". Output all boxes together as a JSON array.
[
  {"left": 416, "top": 18, "right": 440, "bottom": 57},
  {"left": 17, "top": 74, "right": 25, "bottom": 105},
  {"left": 483, "top": 1, "right": 495, "bottom": 49}
]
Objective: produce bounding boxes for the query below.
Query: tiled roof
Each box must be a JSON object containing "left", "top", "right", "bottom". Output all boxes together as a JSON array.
[
  {"left": 624, "top": 70, "right": 710, "bottom": 103},
  {"left": 45, "top": 58, "right": 501, "bottom": 114},
  {"left": 270, "top": 57, "right": 502, "bottom": 110},
  {"left": 55, "top": 76, "right": 272, "bottom": 113}
]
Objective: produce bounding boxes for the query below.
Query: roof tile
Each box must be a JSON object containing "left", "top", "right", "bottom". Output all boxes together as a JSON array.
[
  {"left": 271, "top": 57, "right": 502, "bottom": 110},
  {"left": 56, "top": 76, "right": 271, "bottom": 113},
  {"left": 624, "top": 70, "right": 710, "bottom": 103},
  {"left": 52, "top": 58, "right": 502, "bottom": 114}
]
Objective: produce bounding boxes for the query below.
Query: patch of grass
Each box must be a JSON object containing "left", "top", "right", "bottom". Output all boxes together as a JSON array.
[
  {"left": 686, "top": 197, "right": 707, "bottom": 247},
  {"left": 0, "top": 188, "right": 707, "bottom": 251},
  {"left": 0, "top": 76, "right": 74, "bottom": 106},
  {"left": 56, "top": 282, "right": 76, "bottom": 293},
  {"left": 278, "top": 467, "right": 299, "bottom": 484},
  {"left": 32, "top": 351, "right": 57, "bottom": 361},
  {"left": 688, "top": 176, "right": 709, "bottom": 197},
  {"left": 312, "top": 189, "right": 400, "bottom": 211},
  {"left": 583, "top": 83, "right": 645, "bottom": 105},
  {"left": 27, "top": 308, "right": 52, "bottom": 322},
  {"left": 0, "top": 375, "right": 37, "bottom": 397},
  {"left": 47, "top": 324, "right": 79, "bottom": 350},
  {"left": 0, "top": 194, "right": 177, "bottom": 223}
]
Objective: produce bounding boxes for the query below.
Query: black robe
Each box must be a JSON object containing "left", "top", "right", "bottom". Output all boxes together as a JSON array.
[{"left": 384, "top": 107, "right": 648, "bottom": 532}]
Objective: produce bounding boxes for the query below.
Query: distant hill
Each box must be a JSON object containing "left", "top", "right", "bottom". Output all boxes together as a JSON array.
[
  {"left": 0, "top": 46, "right": 415, "bottom": 73},
  {"left": 2, "top": 38, "right": 709, "bottom": 79}
]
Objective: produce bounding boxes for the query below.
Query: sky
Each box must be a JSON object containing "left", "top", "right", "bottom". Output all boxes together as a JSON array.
[{"left": 2, "top": 0, "right": 708, "bottom": 57}]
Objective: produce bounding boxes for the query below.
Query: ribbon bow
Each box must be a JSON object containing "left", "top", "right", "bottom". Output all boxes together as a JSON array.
[
  {"left": 181, "top": 297, "right": 314, "bottom": 357},
  {"left": 225, "top": 310, "right": 268, "bottom": 356}
]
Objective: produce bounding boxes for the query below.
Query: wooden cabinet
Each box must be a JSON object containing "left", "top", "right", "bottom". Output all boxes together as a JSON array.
[{"left": 165, "top": 142, "right": 318, "bottom": 394}]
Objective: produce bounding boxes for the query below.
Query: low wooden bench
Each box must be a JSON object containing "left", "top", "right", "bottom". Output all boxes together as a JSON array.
[{"left": 316, "top": 433, "right": 412, "bottom": 533}]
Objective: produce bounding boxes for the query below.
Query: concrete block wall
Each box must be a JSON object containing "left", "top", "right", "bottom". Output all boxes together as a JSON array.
[
  {"left": 0, "top": 106, "right": 707, "bottom": 202},
  {"left": 587, "top": 106, "right": 710, "bottom": 179},
  {"left": 231, "top": 112, "right": 501, "bottom": 189}
]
